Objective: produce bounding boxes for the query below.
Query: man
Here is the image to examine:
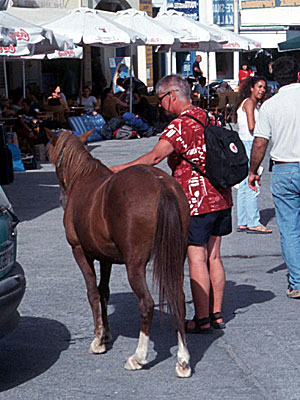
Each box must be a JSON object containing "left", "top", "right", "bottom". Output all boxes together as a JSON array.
[
  {"left": 248, "top": 56, "right": 300, "bottom": 299},
  {"left": 194, "top": 76, "right": 208, "bottom": 97},
  {"left": 111, "top": 75, "right": 232, "bottom": 332},
  {"left": 192, "top": 55, "right": 203, "bottom": 80}
]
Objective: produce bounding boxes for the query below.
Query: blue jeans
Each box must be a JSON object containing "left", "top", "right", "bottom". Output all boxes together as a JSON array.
[
  {"left": 271, "top": 163, "right": 300, "bottom": 290},
  {"left": 237, "top": 140, "right": 260, "bottom": 228}
]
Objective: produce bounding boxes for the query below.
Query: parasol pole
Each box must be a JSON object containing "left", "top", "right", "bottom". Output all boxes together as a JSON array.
[
  {"left": 3, "top": 57, "right": 8, "bottom": 99},
  {"left": 22, "top": 59, "right": 26, "bottom": 99},
  {"left": 129, "top": 45, "right": 133, "bottom": 114},
  {"left": 207, "top": 51, "right": 210, "bottom": 108}
]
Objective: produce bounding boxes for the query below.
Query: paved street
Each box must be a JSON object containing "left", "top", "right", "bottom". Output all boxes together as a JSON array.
[{"left": 0, "top": 136, "right": 298, "bottom": 400}]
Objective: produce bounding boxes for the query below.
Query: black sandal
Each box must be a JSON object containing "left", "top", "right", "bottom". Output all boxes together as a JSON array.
[
  {"left": 185, "top": 316, "right": 213, "bottom": 334},
  {"left": 210, "top": 312, "right": 226, "bottom": 329}
]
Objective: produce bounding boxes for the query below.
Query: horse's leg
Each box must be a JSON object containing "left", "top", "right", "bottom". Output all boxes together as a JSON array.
[
  {"left": 175, "top": 331, "right": 191, "bottom": 378},
  {"left": 99, "top": 261, "right": 112, "bottom": 343},
  {"left": 72, "top": 246, "right": 106, "bottom": 354},
  {"left": 124, "top": 264, "right": 154, "bottom": 371}
]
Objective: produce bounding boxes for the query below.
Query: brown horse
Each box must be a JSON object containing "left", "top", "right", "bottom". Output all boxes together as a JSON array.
[{"left": 47, "top": 129, "right": 191, "bottom": 378}]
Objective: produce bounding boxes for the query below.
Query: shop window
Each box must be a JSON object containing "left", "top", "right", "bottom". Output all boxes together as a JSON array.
[{"left": 216, "top": 52, "right": 233, "bottom": 79}]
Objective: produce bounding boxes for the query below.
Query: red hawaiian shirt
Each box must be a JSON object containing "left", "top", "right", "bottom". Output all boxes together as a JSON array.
[{"left": 160, "top": 107, "right": 232, "bottom": 216}]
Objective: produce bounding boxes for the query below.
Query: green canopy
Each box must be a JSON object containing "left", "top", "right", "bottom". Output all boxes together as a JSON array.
[{"left": 278, "top": 36, "right": 300, "bottom": 52}]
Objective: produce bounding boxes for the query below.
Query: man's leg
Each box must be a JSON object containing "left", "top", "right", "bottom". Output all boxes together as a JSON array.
[
  {"left": 271, "top": 164, "right": 300, "bottom": 291},
  {"left": 208, "top": 236, "right": 225, "bottom": 323},
  {"left": 187, "top": 244, "right": 210, "bottom": 329}
]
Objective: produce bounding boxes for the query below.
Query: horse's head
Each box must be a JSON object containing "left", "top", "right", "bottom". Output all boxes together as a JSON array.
[{"left": 46, "top": 129, "right": 94, "bottom": 209}]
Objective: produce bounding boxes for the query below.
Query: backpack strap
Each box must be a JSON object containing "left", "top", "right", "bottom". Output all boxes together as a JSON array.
[
  {"left": 183, "top": 113, "right": 207, "bottom": 128},
  {"left": 180, "top": 113, "right": 209, "bottom": 179}
]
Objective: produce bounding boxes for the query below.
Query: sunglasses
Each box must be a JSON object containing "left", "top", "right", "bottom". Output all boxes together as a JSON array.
[
  {"left": 158, "top": 91, "right": 171, "bottom": 104},
  {"left": 157, "top": 89, "right": 180, "bottom": 105}
]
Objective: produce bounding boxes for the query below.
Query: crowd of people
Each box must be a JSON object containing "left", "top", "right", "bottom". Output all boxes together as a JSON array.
[{"left": 0, "top": 79, "right": 161, "bottom": 155}]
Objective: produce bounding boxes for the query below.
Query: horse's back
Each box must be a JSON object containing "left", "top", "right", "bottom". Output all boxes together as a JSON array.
[
  {"left": 106, "top": 165, "right": 188, "bottom": 220},
  {"left": 104, "top": 165, "right": 190, "bottom": 258}
]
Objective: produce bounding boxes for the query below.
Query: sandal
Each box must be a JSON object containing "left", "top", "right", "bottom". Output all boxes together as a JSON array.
[
  {"left": 210, "top": 312, "right": 226, "bottom": 329},
  {"left": 247, "top": 225, "right": 272, "bottom": 234},
  {"left": 185, "top": 316, "right": 213, "bottom": 334},
  {"left": 237, "top": 226, "right": 247, "bottom": 232}
]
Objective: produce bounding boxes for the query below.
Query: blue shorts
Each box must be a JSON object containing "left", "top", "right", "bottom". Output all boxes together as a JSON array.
[{"left": 188, "top": 208, "right": 232, "bottom": 245}]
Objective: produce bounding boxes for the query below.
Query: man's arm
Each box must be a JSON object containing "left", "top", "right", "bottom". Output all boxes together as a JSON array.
[
  {"left": 248, "top": 137, "right": 269, "bottom": 192},
  {"left": 110, "top": 139, "right": 174, "bottom": 173}
]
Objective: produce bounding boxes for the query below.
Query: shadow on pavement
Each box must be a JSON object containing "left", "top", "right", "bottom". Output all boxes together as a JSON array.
[
  {"left": 260, "top": 207, "right": 275, "bottom": 226},
  {"left": 0, "top": 316, "right": 70, "bottom": 391},
  {"left": 3, "top": 171, "right": 60, "bottom": 222},
  {"left": 266, "top": 262, "right": 286, "bottom": 274},
  {"left": 105, "top": 281, "right": 275, "bottom": 373},
  {"left": 223, "top": 280, "right": 275, "bottom": 320}
]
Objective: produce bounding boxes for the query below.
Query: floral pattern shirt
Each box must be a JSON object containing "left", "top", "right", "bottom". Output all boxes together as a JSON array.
[{"left": 160, "top": 107, "right": 232, "bottom": 216}]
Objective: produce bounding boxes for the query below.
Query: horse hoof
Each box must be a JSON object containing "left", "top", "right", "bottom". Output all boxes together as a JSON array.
[
  {"left": 124, "top": 355, "right": 144, "bottom": 371},
  {"left": 88, "top": 338, "right": 106, "bottom": 354},
  {"left": 175, "top": 362, "right": 192, "bottom": 378}
]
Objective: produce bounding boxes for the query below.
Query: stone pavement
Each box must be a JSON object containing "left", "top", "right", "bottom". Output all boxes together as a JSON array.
[{"left": 0, "top": 136, "right": 298, "bottom": 400}]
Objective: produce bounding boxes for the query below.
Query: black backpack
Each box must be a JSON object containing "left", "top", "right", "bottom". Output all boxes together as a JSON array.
[{"left": 182, "top": 113, "right": 248, "bottom": 189}]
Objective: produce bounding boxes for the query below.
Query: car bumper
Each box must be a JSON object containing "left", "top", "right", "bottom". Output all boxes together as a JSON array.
[{"left": 0, "top": 263, "right": 25, "bottom": 339}]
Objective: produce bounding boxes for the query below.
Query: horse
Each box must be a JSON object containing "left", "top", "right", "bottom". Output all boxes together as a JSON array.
[{"left": 46, "top": 129, "right": 191, "bottom": 378}]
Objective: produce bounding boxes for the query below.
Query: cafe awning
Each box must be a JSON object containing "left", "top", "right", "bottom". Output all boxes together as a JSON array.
[{"left": 278, "top": 35, "right": 300, "bottom": 52}]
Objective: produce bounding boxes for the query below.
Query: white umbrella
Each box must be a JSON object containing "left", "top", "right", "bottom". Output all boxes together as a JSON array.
[
  {"left": 208, "top": 24, "right": 261, "bottom": 52},
  {"left": 0, "top": 11, "right": 54, "bottom": 47},
  {"left": 42, "top": 8, "right": 146, "bottom": 47},
  {"left": 106, "top": 8, "right": 175, "bottom": 46},
  {"left": 0, "top": 11, "right": 74, "bottom": 57},
  {"left": 23, "top": 45, "right": 83, "bottom": 60},
  {"left": 155, "top": 11, "right": 260, "bottom": 52},
  {"left": 155, "top": 10, "right": 225, "bottom": 52}
]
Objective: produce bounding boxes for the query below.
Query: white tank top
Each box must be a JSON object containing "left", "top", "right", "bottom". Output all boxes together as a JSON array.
[{"left": 237, "top": 98, "right": 259, "bottom": 141}]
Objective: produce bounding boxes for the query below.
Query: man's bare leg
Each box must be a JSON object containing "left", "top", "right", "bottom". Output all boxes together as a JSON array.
[{"left": 187, "top": 244, "right": 210, "bottom": 330}]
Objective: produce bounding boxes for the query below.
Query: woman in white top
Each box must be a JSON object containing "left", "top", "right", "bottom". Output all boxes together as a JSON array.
[
  {"left": 234, "top": 76, "right": 272, "bottom": 234},
  {"left": 77, "top": 86, "right": 99, "bottom": 115}
]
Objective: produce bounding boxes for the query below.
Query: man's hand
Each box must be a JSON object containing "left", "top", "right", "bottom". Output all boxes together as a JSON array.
[
  {"left": 248, "top": 172, "right": 261, "bottom": 192},
  {"left": 248, "top": 137, "right": 269, "bottom": 191},
  {"left": 109, "top": 139, "right": 174, "bottom": 174}
]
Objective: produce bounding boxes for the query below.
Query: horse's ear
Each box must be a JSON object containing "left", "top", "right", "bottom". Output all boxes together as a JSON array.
[
  {"left": 45, "top": 128, "right": 58, "bottom": 145},
  {"left": 79, "top": 129, "right": 94, "bottom": 143}
]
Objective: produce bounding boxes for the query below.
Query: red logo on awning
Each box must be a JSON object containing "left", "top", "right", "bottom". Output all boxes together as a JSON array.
[
  {"left": 16, "top": 29, "right": 30, "bottom": 42},
  {"left": 0, "top": 44, "right": 16, "bottom": 54}
]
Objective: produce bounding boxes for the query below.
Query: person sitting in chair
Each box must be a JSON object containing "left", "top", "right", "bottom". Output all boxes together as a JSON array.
[
  {"left": 194, "top": 77, "right": 209, "bottom": 97},
  {"left": 77, "top": 86, "right": 99, "bottom": 115},
  {"left": 48, "top": 85, "right": 69, "bottom": 111},
  {"left": 101, "top": 88, "right": 128, "bottom": 121}
]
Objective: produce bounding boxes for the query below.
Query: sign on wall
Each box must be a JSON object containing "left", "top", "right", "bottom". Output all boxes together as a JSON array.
[
  {"left": 241, "top": 0, "right": 300, "bottom": 8},
  {"left": 12, "top": 0, "right": 64, "bottom": 7},
  {"left": 213, "top": 0, "right": 234, "bottom": 26},
  {"left": 139, "top": 0, "right": 153, "bottom": 88},
  {"left": 167, "top": 0, "right": 199, "bottom": 21}
]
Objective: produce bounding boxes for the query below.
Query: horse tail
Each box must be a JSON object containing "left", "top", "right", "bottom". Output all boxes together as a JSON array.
[{"left": 152, "top": 185, "right": 187, "bottom": 340}]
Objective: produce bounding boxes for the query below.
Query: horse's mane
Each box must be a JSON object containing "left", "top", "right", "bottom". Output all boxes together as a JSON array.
[{"left": 49, "top": 130, "right": 103, "bottom": 184}]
